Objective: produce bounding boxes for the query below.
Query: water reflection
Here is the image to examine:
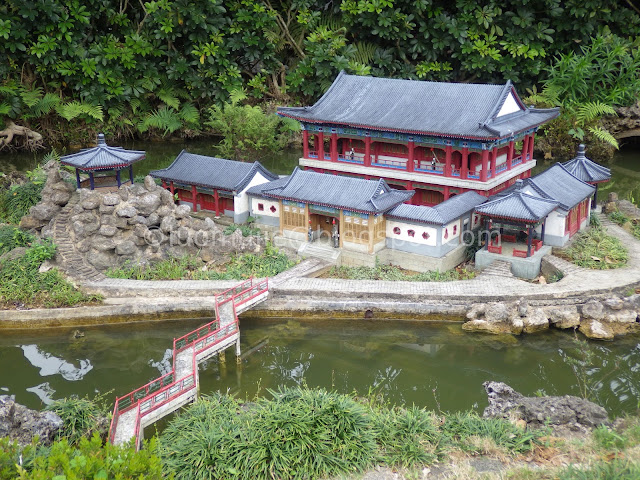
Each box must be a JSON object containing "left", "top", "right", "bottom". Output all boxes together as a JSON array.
[
  {"left": 0, "top": 320, "right": 638, "bottom": 416},
  {"left": 21, "top": 345, "right": 93, "bottom": 381}
]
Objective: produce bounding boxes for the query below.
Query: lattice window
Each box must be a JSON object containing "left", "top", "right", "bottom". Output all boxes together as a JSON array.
[
  {"left": 258, "top": 203, "right": 264, "bottom": 211},
  {"left": 408, "top": 229, "right": 415, "bottom": 237},
  {"left": 393, "top": 227, "right": 401, "bottom": 235},
  {"left": 422, "top": 232, "right": 430, "bottom": 240}
]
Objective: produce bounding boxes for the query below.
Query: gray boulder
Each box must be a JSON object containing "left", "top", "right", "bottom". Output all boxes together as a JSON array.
[
  {"left": 582, "top": 300, "right": 605, "bottom": 320},
  {"left": 88, "top": 250, "right": 116, "bottom": 270},
  {"left": 0, "top": 395, "right": 63, "bottom": 446},
  {"left": 160, "top": 215, "right": 178, "bottom": 234},
  {"left": 30, "top": 203, "right": 61, "bottom": 221},
  {"left": 547, "top": 305, "right": 581, "bottom": 329},
  {"left": 102, "top": 193, "right": 121, "bottom": 206},
  {"left": 133, "top": 193, "right": 161, "bottom": 216},
  {"left": 115, "top": 205, "right": 138, "bottom": 218},
  {"left": 99, "top": 225, "right": 118, "bottom": 237},
  {"left": 522, "top": 308, "right": 549, "bottom": 333},
  {"left": 115, "top": 240, "right": 137, "bottom": 256},
  {"left": 483, "top": 381, "right": 609, "bottom": 430},
  {"left": 174, "top": 204, "right": 191, "bottom": 219},
  {"left": 144, "top": 175, "right": 157, "bottom": 191}
]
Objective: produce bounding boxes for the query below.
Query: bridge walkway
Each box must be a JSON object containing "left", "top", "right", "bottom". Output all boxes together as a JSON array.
[{"left": 108, "top": 278, "right": 269, "bottom": 448}]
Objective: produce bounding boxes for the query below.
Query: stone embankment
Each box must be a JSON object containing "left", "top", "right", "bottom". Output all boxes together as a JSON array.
[
  {"left": 0, "top": 396, "right": 62, "bottom": 446},
  {"left": 20, "top": 167, "right": 263, "bottom": 277}
]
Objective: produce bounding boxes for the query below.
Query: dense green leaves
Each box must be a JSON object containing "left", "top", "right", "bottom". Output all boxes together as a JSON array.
[{"left": 0, "top": 0, "right": 639, "bottom": 147}]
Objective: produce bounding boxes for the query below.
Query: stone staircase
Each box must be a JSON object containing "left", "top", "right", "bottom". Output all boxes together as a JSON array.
[
  {"left": 298, "top": 241, "right": 342, "bottom": 265},
  {"left": 480, "top": 260, "right": 514, "bottom": 278},
  {"left": 52, "top": 196, "right": 105, "bottom": 283}
]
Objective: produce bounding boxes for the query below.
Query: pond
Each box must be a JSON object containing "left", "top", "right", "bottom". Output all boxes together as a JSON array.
[{"left": 1, "top": 317, "right": 639, "bottom": 417}]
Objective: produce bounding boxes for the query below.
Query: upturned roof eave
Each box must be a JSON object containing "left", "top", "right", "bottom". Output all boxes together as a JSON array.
[{"left": 278, "top": 111, "right": 554, "bottom": 143}]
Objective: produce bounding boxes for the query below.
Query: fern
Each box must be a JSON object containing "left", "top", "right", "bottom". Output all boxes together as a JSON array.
[
  {"left": 138, "top": 106, "right": 183, "bottom": 135},
  {"left": 229, "top": 88, "right": 248, "bottom": 105},
  {"left": 178, "top": 103, "right": 200, "bottom": 126},
  {"left": 0, "top": 102, "right": 10, "bottom": 116},
  {"left": 353, "top": 42, "right": 376, "bottom": 65},
  {"left": 20, "top": 88, "right": 43, "bottom": 108},
  {"left": 588, "top": 126, "right": 619, "bottom": 149},
  {"left": 55, "top": 101, "right": 104, "bottom": 121},
  {"left": 157, "top": 87, "right": 180, "bottom": 109},
  {"left": 575, "top": 101, "right": 617, "bottom": 124},
  {"left": 29, "top": 93, "right": 61, "bottom": 117}
]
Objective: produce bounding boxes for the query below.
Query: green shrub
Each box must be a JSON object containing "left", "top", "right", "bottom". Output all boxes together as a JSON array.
[
  {"left": 0, "top": 225, "right": 36, "bottom": 255},
  {"left": 15, "top": 434, "right": 164, "bottom": 480},
  {"left": 106, "top": 244, "right": 296, "bottom": 281},
  {"left": 224, "top": 223, "right": 261, "bottom": 237}
]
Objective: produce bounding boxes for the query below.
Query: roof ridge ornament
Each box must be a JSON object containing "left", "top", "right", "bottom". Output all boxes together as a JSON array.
[{"left": 97, "top": 133, "right": 106, "bottom": 146}]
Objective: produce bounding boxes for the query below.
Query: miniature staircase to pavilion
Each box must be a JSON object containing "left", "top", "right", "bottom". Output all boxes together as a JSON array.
[
  {"left": 298, "top": 241, "right": 342, "bottom": 264},
  {"left": 108, "top": 278, "right": 269, "bottom": 449}
]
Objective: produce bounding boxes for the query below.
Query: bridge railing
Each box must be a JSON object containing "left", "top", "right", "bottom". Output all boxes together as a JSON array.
[
  {"left": 114, "top": 370, "right": 176, "bottom": 414},
  {"left": 109, "top": 277, "right": 270, "bottom": 446}
]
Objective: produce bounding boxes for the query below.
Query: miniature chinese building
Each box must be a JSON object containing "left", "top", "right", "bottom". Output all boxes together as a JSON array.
[
  {"left": 150, "top": 151, "right": 278, "bottom": 223},
  {"left": 248, "top": 169, "right": 484, "bottom": 271},
  {"left": 562, "top": 144, "right": 611, "bottom": 208},
  {"left": 277, "top": 71, "right": 559, "bottom": 206},
  {"left": 60, "top": 133, "right": 145, "bottom": 190}
]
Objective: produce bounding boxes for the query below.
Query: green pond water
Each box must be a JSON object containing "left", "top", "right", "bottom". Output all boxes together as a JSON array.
[
  {"left": 1, "top": 141, "right": 640, "bottom": 417},
  {"left": 1, "top": 318, "right": 639, "bottom": 417}
]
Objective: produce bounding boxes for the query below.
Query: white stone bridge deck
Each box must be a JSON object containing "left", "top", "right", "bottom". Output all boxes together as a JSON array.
[{"left": 108, "top": 278, "right": 269, "bottom": 448}]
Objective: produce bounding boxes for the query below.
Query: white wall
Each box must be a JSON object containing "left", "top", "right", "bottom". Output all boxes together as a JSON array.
[
  {"left": 442, "top": 219, "right": 461, "bottom": 244},
  {"left": 236, "top": 172, "right": 270, "bottom": 215},
  {"left": 251, "top": 197, "right": 279, "bottom": 218},
  {"left": 539, "top": 210, "right": 566, "bottom": 237},
  {"left": 497, "top": 92, "right": 522, "bottom": 117},
  {"left": 386, "top": 219, "right": 437, "bottom": 246}
]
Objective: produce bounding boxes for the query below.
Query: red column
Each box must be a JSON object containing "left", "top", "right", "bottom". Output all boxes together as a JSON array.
[
  {"left": 214, "top": 189, "right": 219, "bottom": 216},
  {"left": 461, "top": 146, "right": 469, "bottom": 179},
  {"left": 490, "top": 146, "right": 497, "bottom": 178},
  {"left": 162, "top": 180, "right": 167, "bottom": 189},
  {"left": 444, "top": 186, "right": 450, "bottom": 200},
  {"left": 302, "top": 130, "right": 309, "bottom": 158},
  {"left": 330, "top": 133, "right": 338, "bottom": 162},
  {"left": 170, "top": 181, "right": 175, "bottom": 196},
  {"left": 507, "top": 140, "right": 514, "bottom": 170},
  {"left": 522, "top": 134, "right": 529, "bottom": 162},
  {"left": 445, "top": 145, "right": 452, "bottom": 177},
  {"left": 407, "top": 139, "right": 415, "bottom": 172},
  {"left": 364, "top": 135, "right": 371, "bottom": 167},
  {"left": 318, "top": 131, "right": 325, "bottom": 160},
  {"left": 480, "top": 148, "right": 489, "bottom": 182},
  {"left": 191, "top": 184, "right": 198, "bottom": 212}
]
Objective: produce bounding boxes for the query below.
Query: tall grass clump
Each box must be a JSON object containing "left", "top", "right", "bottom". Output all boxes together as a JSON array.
[
  {"left": 0, "top": 240, "right": 101, "bottom": 308},
  {"left": 160, "top": 388, "right": 377, "bottom": 480},
  {"left": 558, "top": 458, "right": 640, "bottom": 480},
  {"left": 46, "top": 394, "right": 110, "bottom": 446},
  {"left": 0, "top": 225, "right": 35, "bottom": 255},
  {"left": 562, "top": 226, "right": 628, "bottom": 269},
  {"left": 159, "top": 387, "right": 543, "bottom": 479},
  {"left": 327, "top": 259, "right": 474, "bottom": 282}
]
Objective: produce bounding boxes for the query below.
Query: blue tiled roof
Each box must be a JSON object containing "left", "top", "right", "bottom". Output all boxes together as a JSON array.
[
  {"left": 526, "top": 163, "right": 595, "bottom": 212},
  {"left": 246, "top": 176, "right": 290, "bottom": 197},
  {"left": 562, "top": 144, "right": 611, "bottom": 183},
  {"left": 475, "top": 191, "right": 558, "bottom": 223},
  {"left": 277, "top": 71, "right": 559, "bottom": 140},
  {"left": 60, "top": 134, "right": 145, "bottom": 170},
  {"left": 257, "top": 168, "right": 413, "bottom": 214},
  {"left": 149, "top": 151, "right": 279, "bottom": 192},
  {"left": 386, "top": 191, "right": 486, "bottom": 225}
]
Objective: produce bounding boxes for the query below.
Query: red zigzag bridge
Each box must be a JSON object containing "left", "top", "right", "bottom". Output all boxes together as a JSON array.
[{"left": 108, "top": 277, "right": 270, "bottom": 449}]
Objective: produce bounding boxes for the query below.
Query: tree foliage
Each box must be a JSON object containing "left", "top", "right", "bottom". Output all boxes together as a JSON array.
[{"left": 0, "top": 0, "right": 639, "bottom": 147}]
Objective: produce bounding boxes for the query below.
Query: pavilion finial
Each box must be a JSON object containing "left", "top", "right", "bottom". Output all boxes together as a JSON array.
[
  {"left": 577, "top": 144, "right": 586, "bottom": 157},
  {"left": 97, "top": 133, "right": 106, "bottom": 146},
  {"left": 515, "top": 179, "right": 524, "bottom": 190}
]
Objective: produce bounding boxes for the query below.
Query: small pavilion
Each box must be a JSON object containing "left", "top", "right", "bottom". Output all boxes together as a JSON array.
[
  {"left": 60, "top": 133, "right": 146, "bottom": 190},
  {"left": 474, "top": 181, "right": 558, "bottom": 278},
  {"left": 561, "top": 144, "right": 611, "bottom": 208}
]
